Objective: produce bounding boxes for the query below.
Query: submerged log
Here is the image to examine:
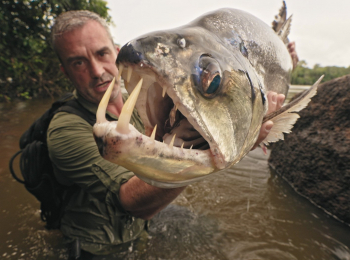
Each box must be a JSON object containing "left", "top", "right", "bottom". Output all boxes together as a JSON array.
[{"left": 268, "top": 74, "right": 350, "bottom": 225}]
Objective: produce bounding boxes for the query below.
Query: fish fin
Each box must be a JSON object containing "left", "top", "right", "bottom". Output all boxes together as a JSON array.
[
  {"left": 272, "top": 1, "right": 287, "bottom": 33},
  {"left": 262, "top": 75, "right": 324, "bottom": 145},
  {"left": 262, "top": 113, "right": 300, "bottom": 145},
  {"left": 272, "top": 1, "right": 292, "bottom": 43},
  {"left": 278, "top": 15, "right": 292, "bottom": 44}
]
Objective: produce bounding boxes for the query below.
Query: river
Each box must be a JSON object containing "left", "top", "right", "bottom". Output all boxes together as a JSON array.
[{"left": 0, "top": 97, "right": 349, "bottom": 259}]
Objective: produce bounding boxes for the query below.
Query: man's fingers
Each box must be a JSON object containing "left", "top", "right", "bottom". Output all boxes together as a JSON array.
[
  {"left": 287, "top": 42, "right": 299, "bottom": 69},
  {"left": 251, "top": 92, "right": 285, "bottom": 151},
  {"left": 266, "top": 92, "right": 277, "bottom": 114},
  {"left": 260, "top": 120, "right": 273, "bottom": 140},
  {"left": 267, "top": 92, "right": 285, "bottom": 114},
  {"left": 251, "top": 120, "right": 273, "bottom": 150},
  {"left": 276, "top": 94, "right": 285, "bottom": 110}
]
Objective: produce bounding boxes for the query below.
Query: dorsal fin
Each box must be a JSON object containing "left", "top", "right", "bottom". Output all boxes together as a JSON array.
[
  {"left": 278, "top": 15, "right": 292, "bottom": 44},
  {"left": 272, "top": 1, "right": 287, "bottom": 32},
  {"left": 272, "top": 1, "right": 292, "bottom": 44}
]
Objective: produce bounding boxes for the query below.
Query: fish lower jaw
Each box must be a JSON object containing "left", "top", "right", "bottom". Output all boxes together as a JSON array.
[
  {"left": 93, "top": 121, "right": 117, "bottom": 139},
  {"left": 114, "top": 64, "right": 228, "bottom": 184},
  {"left": 209, "top": 147, "right": 228, "bottom": 170},
  {"left": 100, "top": 123, "right": 221, "bottom": 187}
]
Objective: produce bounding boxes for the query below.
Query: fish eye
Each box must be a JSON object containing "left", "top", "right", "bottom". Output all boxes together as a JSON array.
[
  {"left": 205, "top": 75, "right": 221, "bottom": 94},
  {"left": 177, "top": 38, "right": 186, "bottom": 48},
  {"left": 197, "top": 56, "right": 222, "bottom": 96}
]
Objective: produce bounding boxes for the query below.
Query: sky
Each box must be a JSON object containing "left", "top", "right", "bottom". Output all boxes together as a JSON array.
[{"left": 105, "top": 0, "right": 350, "bottom": 68}]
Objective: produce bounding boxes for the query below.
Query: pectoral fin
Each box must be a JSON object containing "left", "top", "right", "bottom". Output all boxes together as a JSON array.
[{"left": 262, "top": 75, "right": 324, "bottom": 145}]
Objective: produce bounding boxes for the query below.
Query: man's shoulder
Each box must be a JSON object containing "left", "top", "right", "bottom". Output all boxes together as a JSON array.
[
  {"left": 51, "top": 111, "right": 92, "bottom": 127},
  {"left": 49, "top": 95, "right": 96, "bottom": 128}
]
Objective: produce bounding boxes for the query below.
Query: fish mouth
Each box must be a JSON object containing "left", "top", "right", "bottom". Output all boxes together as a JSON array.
[
  {"left": 119, "top": 62, "right": 211, "bottom": 151},
  {"left": 93, "top": 63, "right": 220, "bottom": 187}
]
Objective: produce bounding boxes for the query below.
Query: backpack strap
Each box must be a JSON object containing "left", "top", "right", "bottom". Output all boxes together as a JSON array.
[
  {"left": 57, "top": 99, "right": 96, "bottom": 126},
  {"left": 57, "top": 98, "right": 115, "bottom": 125}
]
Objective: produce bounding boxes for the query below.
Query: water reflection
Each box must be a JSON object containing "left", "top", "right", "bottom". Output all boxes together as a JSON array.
[{"left": 0, "top": 98, "right": 349, "bottom": 259}]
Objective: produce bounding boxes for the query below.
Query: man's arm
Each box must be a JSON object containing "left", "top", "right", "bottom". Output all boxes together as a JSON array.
[{"left": 119, "top": 177, "right": 184, "bottom": 220}]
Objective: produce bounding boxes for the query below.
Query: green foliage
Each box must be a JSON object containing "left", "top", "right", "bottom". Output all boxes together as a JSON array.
[
  {"left": 0, "top": 0, "right": 112, "bottom": 102},
  {"left": 291, "top": 61, "right": 350, "bottom": 85}
]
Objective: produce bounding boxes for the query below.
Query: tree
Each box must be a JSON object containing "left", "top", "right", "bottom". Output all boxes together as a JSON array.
[
  {"left": 0, "top": 0, "right": 112, "bottom": 101},
  {"left": 291, "top": 60, "right": 350, "bottom": 85}
]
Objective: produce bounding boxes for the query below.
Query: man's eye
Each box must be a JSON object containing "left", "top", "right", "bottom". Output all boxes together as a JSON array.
[{"left": 74, "top": 61, "right": 83, "bottom": 66}]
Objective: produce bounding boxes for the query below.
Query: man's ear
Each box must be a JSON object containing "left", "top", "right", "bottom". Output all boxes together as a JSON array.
[
  {"left": 60, "top": 64, "right": 68, "bottom": 77},
  {"left": 115, "top": 44, "right": 120, "bottom": 56}
]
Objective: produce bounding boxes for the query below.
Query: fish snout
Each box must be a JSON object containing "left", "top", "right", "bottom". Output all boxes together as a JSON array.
[{"left": 117, "top": 42, "right": 144, "bottom": 64}]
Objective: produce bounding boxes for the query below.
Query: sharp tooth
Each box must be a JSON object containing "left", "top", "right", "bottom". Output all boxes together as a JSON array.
[
  {"left": 118, "top": 64, "right": 124, "bottom": 80},
  {"left": 190, "top": 144, "right": 193, "bottom": 150},
  {"left": 169, "top": 134, "right": 176, "bottom": 149},
  {"left": 150, "top": 125, "right": 157, "bottom": 140},
  {"left": 181, "top": 142, "right": 184, "bottom": 150},
  {"left": 162, "top": 87, "right": 166, "bottom": 98},
  {"left": 124, "top": 80, "right": 129, "bottom": 90},
  {"left": 127, "top": 67, "right": 133, "bottom": 82},
  {"left": 96, "top": 77, "right": 115, "bottom": 124},
  {"left": 169, "top": 104, "right": 178, "bottom": 127},
  {"left": 116, "top": 77, "right": 143, "bottom": 134}
]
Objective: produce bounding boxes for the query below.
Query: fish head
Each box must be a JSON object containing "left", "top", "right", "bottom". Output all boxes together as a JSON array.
[{"left": 116, "top": 26, "right": 266, "bottom": 170}]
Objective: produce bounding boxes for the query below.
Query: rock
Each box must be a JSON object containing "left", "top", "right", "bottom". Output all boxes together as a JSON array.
[{"left": 268, "top": 74, "right": 350, "bottom": 225}]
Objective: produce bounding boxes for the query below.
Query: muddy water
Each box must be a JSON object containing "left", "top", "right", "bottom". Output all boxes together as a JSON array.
[{"left": 0, "top": 98, "right": 350, "bottom": 260}]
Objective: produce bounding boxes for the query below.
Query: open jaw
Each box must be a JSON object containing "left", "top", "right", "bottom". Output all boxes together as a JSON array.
[{"left": 93, "top": 63, "right": 220, "bottom": 188}]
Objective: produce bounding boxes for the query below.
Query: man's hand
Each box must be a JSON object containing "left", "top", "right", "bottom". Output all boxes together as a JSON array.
[
  {"left": 251, "top": 41, "right": 296, "bottom": 150},
  {"left": 287, "top": 41, "right": 299, "bottom": 70},
  {"left": 251, "top": 92, "right": 285, "bottom": 150}
]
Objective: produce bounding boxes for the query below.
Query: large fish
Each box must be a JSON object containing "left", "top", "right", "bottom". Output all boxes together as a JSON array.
[{"left": 93, "top": 2, "right": 321, "bottom": 188}]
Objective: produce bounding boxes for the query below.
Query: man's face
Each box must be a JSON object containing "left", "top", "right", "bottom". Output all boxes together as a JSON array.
[{"left": 56, "top": 20, "right": 119, "bottom": 104}]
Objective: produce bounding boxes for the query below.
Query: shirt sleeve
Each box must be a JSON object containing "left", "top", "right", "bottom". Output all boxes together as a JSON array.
[{"left": 47, "top": 112, "right": 134, "bottom": 203}]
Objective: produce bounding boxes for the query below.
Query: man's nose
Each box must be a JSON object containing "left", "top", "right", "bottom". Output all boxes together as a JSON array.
[{"left": 89, "top": 58, "right": 104, "bottom": 78}]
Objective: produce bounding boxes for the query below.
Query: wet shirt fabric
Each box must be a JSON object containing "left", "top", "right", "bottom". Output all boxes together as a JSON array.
[{"left": 47, "top": 90, "right": 147, "bottom": 255}]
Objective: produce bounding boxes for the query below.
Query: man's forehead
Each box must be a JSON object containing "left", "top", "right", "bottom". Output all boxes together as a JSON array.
[
  {"left": 62, "top": 20, "right": 109, "bottom": 41},
  {"left": 56, "top": 21, "right": 115, "bottom": 58}
]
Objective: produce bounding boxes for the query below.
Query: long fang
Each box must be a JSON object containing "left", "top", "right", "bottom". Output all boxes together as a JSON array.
[
  {"left": 127, "top": 67, "right": 133, "bottom": 82},
  {"left": 96, "top": 77, "right": 115, "bottom": 124},
  {"left": 118, "top": 64, "right": 124, "bottom": 80},
  {"left": 150, "top": 125, "right": 157, "bottom": 140},
  {"left": 169, "top": 134, "right": 176, "bottom": 149},
  {"left": 116, "top": 78, "right": 143, "bottom": 134}
]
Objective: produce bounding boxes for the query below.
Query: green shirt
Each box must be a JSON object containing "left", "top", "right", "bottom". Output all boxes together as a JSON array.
[{"left": 47, "top": 90, "right": 147, "bottom": 255}]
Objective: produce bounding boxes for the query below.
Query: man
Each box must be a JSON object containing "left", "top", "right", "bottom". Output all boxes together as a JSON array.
[{"left": 48, "top": 10, "right": 289, "bottom": 257}]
